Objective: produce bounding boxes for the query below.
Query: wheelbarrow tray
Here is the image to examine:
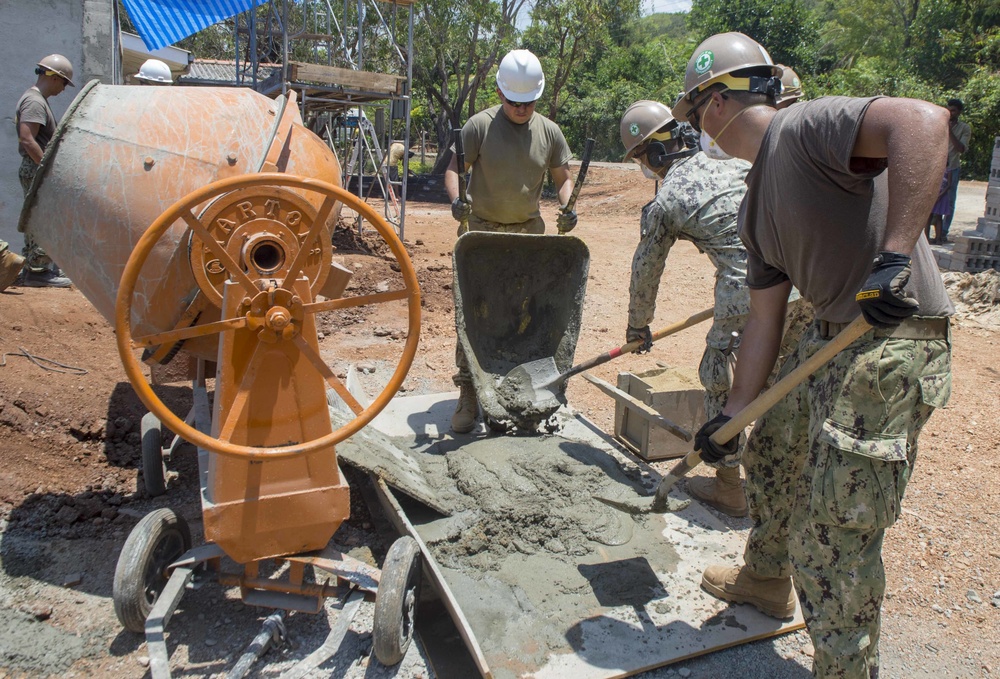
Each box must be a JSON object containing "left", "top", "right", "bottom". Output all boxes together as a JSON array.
[{"left": 452, "top": 232, "right": 590, "bottom": 428}]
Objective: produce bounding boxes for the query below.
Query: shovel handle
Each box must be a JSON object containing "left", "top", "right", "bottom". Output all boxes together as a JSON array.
[
  {"left": 709, "top": 315, "right": 871, "bottom": 444},
  {"left": 564, "top": 138, "right": 595, "bottom": 214},
  {"left": 563, "top": 307, "right": 714, "bottom": 383},
  {"left": 650, "top": 315, "right": 872, "bottom": 509},
  {"left": 453, "top": 129, "right": 469, "bottom": 236}
]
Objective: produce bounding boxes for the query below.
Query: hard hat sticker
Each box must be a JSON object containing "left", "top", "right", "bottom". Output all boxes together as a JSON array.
[
  {"left": 630, "top": 123, "right": 640, "bottom": 137},
  {"left": 694, "top": 50, "right": 714, "bottom": 74}
]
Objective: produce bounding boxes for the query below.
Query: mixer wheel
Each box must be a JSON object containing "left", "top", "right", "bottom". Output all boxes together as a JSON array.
[
  {"left": 141, "top": 412, "right": 167, "bottom": 497},
  {"left": 373, "top": 536, "right": 422, "bottom": 665},
  {"left": 113, "top": 508, "right": 191, "bottom": 633}
]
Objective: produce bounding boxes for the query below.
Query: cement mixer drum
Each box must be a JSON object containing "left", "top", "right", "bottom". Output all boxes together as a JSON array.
[{"left": 19, "top": 81, "right": 343, "bottom": 362}]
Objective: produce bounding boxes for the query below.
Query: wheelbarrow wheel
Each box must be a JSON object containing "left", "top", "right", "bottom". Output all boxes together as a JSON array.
[
  {"left": 141, "top": 412, "right": 167, "bottom": 497},
  {"left": 113, "top": 508, "right": 191, "bottom": 633},
  {"left": 373, "top": 536, "right": 422, "bottom": 665}
]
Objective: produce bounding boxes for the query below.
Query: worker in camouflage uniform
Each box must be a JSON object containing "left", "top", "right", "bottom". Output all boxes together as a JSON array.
[
  {"left": 676, "top": 33, "right": 953, "bottom": 678},
  {"left": 622, "top": 100, "right": 752, "bottom": 516},
  {"left": 444, "top": 49, "right": 575, "bottom": 434},
  {"left": 622, "top": 100, "right": 811, "bottom": 517}
]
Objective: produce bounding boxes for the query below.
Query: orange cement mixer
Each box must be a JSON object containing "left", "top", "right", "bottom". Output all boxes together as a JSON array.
[{"left": 20, "top": 82, "right": 423, "bottom": 674}]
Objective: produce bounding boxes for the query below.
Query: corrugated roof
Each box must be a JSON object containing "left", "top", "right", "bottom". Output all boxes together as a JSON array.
[{"left": 177, "top": 59, "right": 281, "bottom": 86}]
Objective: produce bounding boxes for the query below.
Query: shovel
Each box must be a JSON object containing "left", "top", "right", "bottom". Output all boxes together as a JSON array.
[
  {"left": 595, "top": 315, "right": 872, "bottom": 514},
  {"left": 496, "top": 307, "right": 714, "bottom": 415}
]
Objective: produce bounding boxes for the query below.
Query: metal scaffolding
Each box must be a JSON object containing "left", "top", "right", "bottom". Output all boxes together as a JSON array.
[{"left": 232, "top": 0, "right": 415, "bottom": 239}]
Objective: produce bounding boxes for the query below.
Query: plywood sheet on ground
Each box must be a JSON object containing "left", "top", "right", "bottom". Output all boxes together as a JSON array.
[{"left": 361, "top": 392, "right": 805, "bottom": 679}]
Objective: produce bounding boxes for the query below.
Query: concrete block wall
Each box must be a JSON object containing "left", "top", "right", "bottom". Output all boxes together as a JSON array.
[{"left": 938, "top": 136, "right": 1000, "bottom": 273}]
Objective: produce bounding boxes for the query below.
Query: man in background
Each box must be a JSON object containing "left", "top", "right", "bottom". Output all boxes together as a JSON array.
[
  {"left": 14, "top": 54, "right": 75, "bottom": 288},
  {"left": 444, "top": 48, "right": 575, "bottom": 433}
]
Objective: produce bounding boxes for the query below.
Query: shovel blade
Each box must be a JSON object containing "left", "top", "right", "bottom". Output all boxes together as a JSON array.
[
  {"left": 497, "top": 357, "right": 562, "bottom": 412},
  {"left": 592, "top": 488, "right": 691, "bottom": 515}
]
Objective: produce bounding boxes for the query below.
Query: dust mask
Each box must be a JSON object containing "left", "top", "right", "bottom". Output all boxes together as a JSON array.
[
  {"left": 640, "top": 164, "right": 660, "bottom": 180},
  {"left": 700, "top": 130, "right": 731, "bottom": 160},
  {"left": 698, "top": 103, "right": 764, "bottom": 161}
]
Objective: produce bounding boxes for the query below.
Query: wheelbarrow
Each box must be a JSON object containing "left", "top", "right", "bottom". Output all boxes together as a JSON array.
[{"left": 452, "top": 232, "right": 590, "bottom": 430}]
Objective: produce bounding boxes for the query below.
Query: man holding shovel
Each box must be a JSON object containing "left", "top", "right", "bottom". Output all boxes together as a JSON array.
[
  {"left": 444, "top": 49, "right": 576, "bottom": 433},
  {"left": 621, "top": 100, "right": 810, "bottom": 517},
  {"left": 674, "top": 32, "right": 954, "bottom": 678}
]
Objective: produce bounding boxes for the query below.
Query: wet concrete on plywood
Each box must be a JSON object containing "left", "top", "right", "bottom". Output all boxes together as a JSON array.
[{"left": 359, "top": 394, "right": 806, "bottom": 679}]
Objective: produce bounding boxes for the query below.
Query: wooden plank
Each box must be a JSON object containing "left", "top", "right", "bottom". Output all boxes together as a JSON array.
[{"left": 288, "top": 62, "right": 405, "bottom": 94}]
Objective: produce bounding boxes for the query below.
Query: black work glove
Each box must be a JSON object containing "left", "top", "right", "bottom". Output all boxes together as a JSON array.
[
  {"left": 855, "top": 251, "right": 919, "bottom": 328},
  {"left": 557, "top": 206, "right": 578, "bottom": 234},
  {"left": 626, "top": 325, "right": 653, "bottom": 354},
  {"left": 694, "top": 414, "right": 739, "bottom": 464},
  {"left": 451, "top": 196, "right": 472, "bottom": 223}
]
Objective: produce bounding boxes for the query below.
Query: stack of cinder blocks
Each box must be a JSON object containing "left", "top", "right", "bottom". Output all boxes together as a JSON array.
[{"left": 936, "top": 136, "right": 1000, "bottom": 273}]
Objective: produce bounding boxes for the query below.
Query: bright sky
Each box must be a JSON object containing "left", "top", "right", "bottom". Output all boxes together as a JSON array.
[{"left": 645, "top": 0, "right": 692, "bottom": 13}]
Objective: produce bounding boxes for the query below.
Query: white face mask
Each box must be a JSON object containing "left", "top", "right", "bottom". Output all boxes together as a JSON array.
[
  {"left": 698, "top": 102, "right": 766, "bottom": 161},
  {"left": 640, "top": 163, "right": 661, "bottom": 180},
  {"left": 700, "top": 130, "right": 732, "bottom": 160}
]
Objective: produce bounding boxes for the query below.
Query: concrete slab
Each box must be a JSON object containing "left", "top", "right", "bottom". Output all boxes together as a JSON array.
[{"left": 363, "top": 392, "right": 805, "bottom": 679}]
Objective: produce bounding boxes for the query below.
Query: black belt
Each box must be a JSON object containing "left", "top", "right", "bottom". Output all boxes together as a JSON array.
[{"left": 817, "top": 316, "right": 949, "bottom": 341}]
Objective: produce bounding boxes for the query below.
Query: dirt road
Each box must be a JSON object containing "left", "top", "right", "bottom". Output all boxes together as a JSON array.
[{"left": 0, "top": 167, "right": 996, "bottom": 678}]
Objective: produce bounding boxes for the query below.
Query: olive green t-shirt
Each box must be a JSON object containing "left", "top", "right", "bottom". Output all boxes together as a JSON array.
[
  {"left": 458, "top": 105, "right": 571, "bottom": 224},
  {"left": 739, "top": 96, "right": 954, "bottom": 323},
  {"left": 16, "top": 87, "right": 57, "bottom": 158}
]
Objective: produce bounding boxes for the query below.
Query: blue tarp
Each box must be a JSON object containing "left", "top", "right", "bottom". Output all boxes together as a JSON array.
[{"left": 122, "top": 0, "right": 263, "bottom": 51}]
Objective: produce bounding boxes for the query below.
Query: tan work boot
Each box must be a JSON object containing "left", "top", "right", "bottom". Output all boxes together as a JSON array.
[
  {"left": 451, "top": 384, "right": 479, "bottom": 434},
  {"left": 701, "top": 565, "right": 797, "bottom": 619},
  {"left": 687, "top": 465, "right": 748, "bottom": 517},
  {"left": 0, "top": 250, "right": 25, "bottom": 292}
]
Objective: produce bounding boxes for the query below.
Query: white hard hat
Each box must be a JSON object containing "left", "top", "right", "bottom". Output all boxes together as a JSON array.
[
  {"left": 496, "top": 49, "right": 545, "bottom": 102},
  {"left": 135, "top": 59, "right": 173, "bottom": 84}
]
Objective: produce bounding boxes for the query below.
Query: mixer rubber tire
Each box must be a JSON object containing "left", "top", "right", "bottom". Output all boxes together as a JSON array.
[
  {"left": 113, "top": 508, "right": 191, "bottom": 633},
  {"left": 141, "top": 412, "right": 167, "bottom": 497},
  {"left": 373, "top": 536, "right": 422, "bottom": 665}
]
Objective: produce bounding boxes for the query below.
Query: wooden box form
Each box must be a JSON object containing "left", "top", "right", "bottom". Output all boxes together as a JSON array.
[{"left": 614, "top": 366, "right": 705, "bottom": 461}]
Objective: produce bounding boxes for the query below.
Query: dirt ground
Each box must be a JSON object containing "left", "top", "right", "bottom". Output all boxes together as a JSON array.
[{"left": 0, "top": 166, "right": 997, "bottom": 678}]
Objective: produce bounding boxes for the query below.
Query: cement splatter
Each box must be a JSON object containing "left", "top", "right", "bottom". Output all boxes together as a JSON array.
[{"left": 0, "top": 610, "right": 93, "bottom": 675}]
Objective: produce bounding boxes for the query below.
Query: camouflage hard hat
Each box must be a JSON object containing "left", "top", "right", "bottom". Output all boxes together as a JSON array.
[
  {"left": 620, "top": 100, "right": 678, "bottom": 161},
  {"left": 775, "top": 64, "right": 803, "bottom": 106},
  {"left": 672, "top": 32, "right": 781, "bottom": 122},
  {"left": 36, "top": 54, "right": 75, "bottom": 87}
]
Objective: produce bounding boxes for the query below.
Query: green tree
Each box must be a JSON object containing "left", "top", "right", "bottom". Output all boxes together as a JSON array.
[
  {"left": 687, "top": 0, "right": 820, "bottom": 71},
  {"left": 523, "top": 0, "right": 643, "bottom": 122},
  {"left": 412, "top": 0, "right": 527, "bottom": 172}
]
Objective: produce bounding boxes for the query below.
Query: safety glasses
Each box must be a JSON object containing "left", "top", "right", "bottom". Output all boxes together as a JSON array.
[{"left": 503, "top": 97, "right": 537, "bottom": 110}]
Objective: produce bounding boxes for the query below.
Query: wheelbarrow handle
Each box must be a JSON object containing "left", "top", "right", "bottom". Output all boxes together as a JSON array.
[{"left": 651, "top": 315, "right": 872, "bottom": 510}]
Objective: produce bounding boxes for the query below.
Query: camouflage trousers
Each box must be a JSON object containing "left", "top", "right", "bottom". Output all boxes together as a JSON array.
[
  {"left": 453, "top": 214, "right": 546, "bottom": 387},
  {"left": 742, "top": 318, "right": 951, "bottom": 678},
  {"left": 699, "top": 298, "right": 814, "bottom": 469},
  {"left": 19, "top": 156, "right": 52, "bottom": 272}
]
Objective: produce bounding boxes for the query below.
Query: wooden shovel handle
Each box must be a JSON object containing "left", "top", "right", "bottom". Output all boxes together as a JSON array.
[
  {"left": 567, "top": 307, "right": 715, "bottom": 380},
  {"left": 710, "top": 315, "right": 871, "bottom": 444},
  {"left": 651, "top": 315, "right": 872, "bottom": 510}
]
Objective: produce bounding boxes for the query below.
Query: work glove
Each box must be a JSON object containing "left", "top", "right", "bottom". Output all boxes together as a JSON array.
[
  {"left": 626, "top": 325, "right": 653, "bottom": 354},
  {"left": 855, "top": 251, "right": 919, "bottom": 328},
  {"left": 451, "top": 196, "right": 472, "bottom": 223},
  {"left": 557, "top": 206, "right": 578, "bottom": 234},
  {"left": 694, "top": 414, "right": 739, "bottom": 464}
]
